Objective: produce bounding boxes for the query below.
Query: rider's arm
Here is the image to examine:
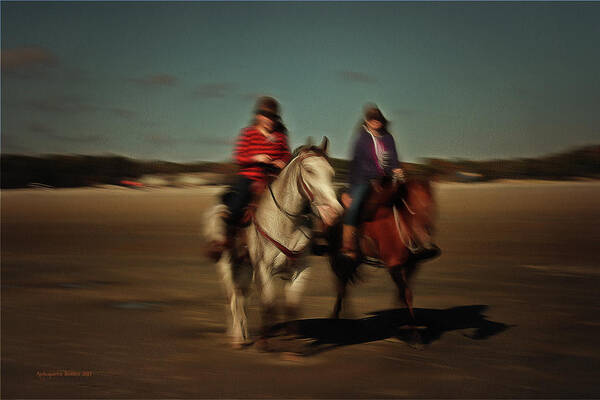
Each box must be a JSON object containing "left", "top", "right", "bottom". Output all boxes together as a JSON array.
[
  {"left": 233, "top": 128, "right": 259, "bottom": 165},
  {"left": 275, "top": 134, "right": 292, "bottom": 164},
  {"left": 388, "top": 134, "right": 401, "bottom": 170}
]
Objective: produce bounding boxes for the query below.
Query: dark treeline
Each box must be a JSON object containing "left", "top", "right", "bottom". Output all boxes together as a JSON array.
[
  {"left": 0, "top": 154, "right": 236, "bottom": 189},
  {"left": 423, "top": 144, "right": 600, "bottom": 182},
  {"left": 1, "top": 145, "right": 598, "bottom": 189}
]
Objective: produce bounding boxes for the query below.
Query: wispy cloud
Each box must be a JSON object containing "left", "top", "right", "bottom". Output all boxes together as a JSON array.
[
  {"left": 337, "top": 70, "right": 377, "bottom": 84},
  {"left": 190, "top": 137, "right": 235, "bottom": 146},
  {"left": 28, "top": 122, "right": 56, "bottom": 134},
  {"left": 1, "top": 46, "right": 58, "bottom": 74},
  {"left": 1, "top": 134, "right": 31, "bottom": 153},
  {"left": 129, "top": 74, "right": 177, "bottom": 87},
  {"left": 25, "top": 96, "right": 136, "bottom": 120},
  {"left": 145, "top": 134, "right": 176, "bottom": 146},
  {"left": 46, "top": 133, "right": 106, "bottom": 144},
  {"left": 26, "top": 96, "right": 95, "bottom": 114},
  {"left": 193, "top": 83, "right": 236, "bottom": 99},
  {"left": 108, "top": 107, "right": 137, "bottom": 119}
]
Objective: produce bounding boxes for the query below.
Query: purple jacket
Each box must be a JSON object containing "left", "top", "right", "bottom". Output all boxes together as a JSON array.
[{"left": 349, "top": 126, "right": 400, "bottom": 190}]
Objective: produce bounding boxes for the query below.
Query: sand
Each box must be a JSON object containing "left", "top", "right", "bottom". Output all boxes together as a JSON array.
[{"left": 2, "top": 182, "right": 600, "bottom": 398}]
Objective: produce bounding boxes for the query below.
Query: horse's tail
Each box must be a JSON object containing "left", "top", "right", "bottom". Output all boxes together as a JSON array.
[{"left": 203, "top": 203, "right": 229, "bottom": 244}]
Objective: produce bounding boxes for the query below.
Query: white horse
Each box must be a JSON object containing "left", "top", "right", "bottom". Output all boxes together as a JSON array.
[{"left": 204, "top": 137, "right": 343, "bottom": 347}]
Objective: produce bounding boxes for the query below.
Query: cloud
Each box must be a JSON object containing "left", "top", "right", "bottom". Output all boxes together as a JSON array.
[
  {"left": 193, "top": 83, "right": 236, "bottom": 99},
  {"left": 25, "top": 96, "right": 136, "bottom": 119},
  {"left": 190, "top": 137, "right": 235, "bottom": 146},
  {"left": 108, "top": 107, "right": 137, "bottom": 119},
  {"left": 145, "top": 134, "right": 175, "bottom": 146},
  {"left": 1, "top": 46, "right": 58, "bottom": 74},
  {"left": 46, "top": 133, "right": 106, "bottom": 144},
  {"left": 129, "top": 74, "right": 177, "bottom": 87},
  {"left": 28, "top": 122, "right": 56, "bottom": 134},
  {"left": 26, "top": 96, "right": 95, "bottom": 114},
  {"left": 337, "top": 70, "right": 377, "bottom": 84},
  {"left": 0, "top": 134, "right": 31, "bottom": 153}
]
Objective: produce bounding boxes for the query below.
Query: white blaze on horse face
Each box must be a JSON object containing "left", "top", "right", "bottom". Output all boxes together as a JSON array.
[{"left": 302, "top": 156, "right": 343, "bottom": 226}]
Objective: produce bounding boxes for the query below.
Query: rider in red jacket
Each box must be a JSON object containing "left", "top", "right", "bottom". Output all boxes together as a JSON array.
[{"left": 221, "top": 96, "right": 291, "bottom": 231}]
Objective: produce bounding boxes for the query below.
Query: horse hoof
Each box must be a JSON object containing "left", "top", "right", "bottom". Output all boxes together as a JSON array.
[
  {"left": 280, "top": 352, "right": 305, "bottom": 362},
  {"left": 230, "top": 339, "right": 252, "bottom": 350},
  {"left": 255, "top": 337, "right": 272, "bottom": 352}
]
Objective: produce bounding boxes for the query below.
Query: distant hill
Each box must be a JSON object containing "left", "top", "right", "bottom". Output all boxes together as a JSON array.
[{"left": 1, "top": 145, "right": 598, "bottom": 189}]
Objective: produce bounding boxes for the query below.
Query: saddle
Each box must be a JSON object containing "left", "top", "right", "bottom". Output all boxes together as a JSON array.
[
  {"left": 340, "top": 178, "right": 414, "bottom": 267},
  {"left": 205, "top": 180, "right": 268, "bottom": 262}
]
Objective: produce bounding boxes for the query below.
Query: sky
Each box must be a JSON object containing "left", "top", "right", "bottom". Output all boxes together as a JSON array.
[{"left": 2, "top": 1, "right": 599, "bottom": 163}]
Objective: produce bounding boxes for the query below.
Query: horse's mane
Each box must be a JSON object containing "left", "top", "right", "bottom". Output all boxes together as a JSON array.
[{"left": 290, "top": 145, "right": 330, "bottom": 162}]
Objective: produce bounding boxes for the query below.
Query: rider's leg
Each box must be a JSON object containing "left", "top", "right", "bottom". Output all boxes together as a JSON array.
[
  {"left": 341, "top": 183, "right": 370, "bottom": 259},
  {"left": 223, "top": 175, "right": 254, "bottom": 227}
]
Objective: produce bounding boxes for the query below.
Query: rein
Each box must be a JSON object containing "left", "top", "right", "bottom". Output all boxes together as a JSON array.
[
  {"left": 254, "top": 152, "right": 327, "bottom": 258},
  {"left": 267, "top": 152, "right": 319, "bottom": 219}
]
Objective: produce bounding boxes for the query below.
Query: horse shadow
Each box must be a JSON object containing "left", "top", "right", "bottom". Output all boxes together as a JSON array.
[{"left": 266, "top": 305, "right": 511, "bottom": 356}]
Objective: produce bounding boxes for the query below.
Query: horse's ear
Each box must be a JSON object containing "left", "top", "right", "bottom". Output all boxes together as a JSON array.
[
  {"left": 292, "top": 145, "right": 304, "bottom": 158},
  {"left": 319, "top": 136, "right": 329, "bottom": 155},
  {"left": 305, "top": 136, "right": 314, "bottom": 147}
]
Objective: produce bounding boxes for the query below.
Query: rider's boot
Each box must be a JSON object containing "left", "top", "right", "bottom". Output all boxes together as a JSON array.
[
  {"left": 340, "top": 224, "right": 358, "bottom": 260},
  {"left": 408, "top": 227, "right": 441, "bottom": 262}
]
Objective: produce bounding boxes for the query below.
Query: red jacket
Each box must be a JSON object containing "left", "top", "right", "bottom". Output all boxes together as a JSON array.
[{"left": 233, "top": 126, "right": 291, "bottom": 183}]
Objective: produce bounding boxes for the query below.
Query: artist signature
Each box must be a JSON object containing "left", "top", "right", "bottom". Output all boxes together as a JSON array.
[{"left": 36, "top": 370, "right": 93, "bottom": 378}]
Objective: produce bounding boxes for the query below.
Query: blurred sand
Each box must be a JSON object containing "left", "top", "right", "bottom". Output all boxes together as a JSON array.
[{"left": 2, "top": 182, "right": 600, "bottom": 398}]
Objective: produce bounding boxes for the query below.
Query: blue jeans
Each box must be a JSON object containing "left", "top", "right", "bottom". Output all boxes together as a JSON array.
[
  {"left": 221, "top": 175, "right": 253, "bottom": 226},
  {"left": 343, "top": 183, "right": 371, "bottom": 227}
]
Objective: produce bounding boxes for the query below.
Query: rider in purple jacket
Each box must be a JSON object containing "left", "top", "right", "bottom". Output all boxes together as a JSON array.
[
  {"left": 341, "top": 105, "right": 406, "bottom": 259},
  {"left": 342, "top": 104, "right": 440, "bottom": 263}
]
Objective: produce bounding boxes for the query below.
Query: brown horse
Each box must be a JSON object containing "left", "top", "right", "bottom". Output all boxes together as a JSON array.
[{"left": 328, "top": 176, "right": 439, "bottom": 326}]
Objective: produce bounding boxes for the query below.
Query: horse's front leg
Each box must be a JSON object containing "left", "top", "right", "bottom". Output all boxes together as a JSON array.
[
  {"left": 255, "top": 254, "right": 283, "bottom": 339},
  {"left": 284, "top": 256, "right": 310, "bottom": 323},
  {"left": 389, "top": 263, "right": 422, "bottom": 347}
]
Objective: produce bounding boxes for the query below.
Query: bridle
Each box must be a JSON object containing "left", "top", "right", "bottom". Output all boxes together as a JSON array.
[
  {"left": 253, "top": 151, "right": 328, "bottom": 258},
  {"left": 267, "top": 152, "right": 320, "bottom": 220}
]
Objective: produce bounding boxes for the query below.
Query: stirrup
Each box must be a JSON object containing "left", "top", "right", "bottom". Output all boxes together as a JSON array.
[
  {"left": 340, "top": 248, "right": 358, "bottom": 260},
  {"left": 363, "top": 256, "right": 385, "bottom": 268},
  {"left": 405, "top": 237, "right": 420, "bottom": 253}
]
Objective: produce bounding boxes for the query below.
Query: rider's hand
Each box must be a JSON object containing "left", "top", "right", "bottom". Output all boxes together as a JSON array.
[
  {"left": 252, "top": 154, "right": 272, "bottom": 164},
  {"left": 271, "top": 159, "right": 286, "bottom": 169},
  {"left": 393, "top": 168, "right": 405, "bottom": 181}
]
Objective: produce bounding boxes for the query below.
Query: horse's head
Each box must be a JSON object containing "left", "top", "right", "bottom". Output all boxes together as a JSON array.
[
  {"left": 293, "top": 137, "right": 343, "bottom": 226},
  {"left": 404, "top": 178, "right": 437, "bottom": 243}
]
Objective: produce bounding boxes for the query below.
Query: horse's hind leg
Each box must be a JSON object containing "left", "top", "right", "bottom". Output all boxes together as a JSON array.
[
  {"left": 331, "top": 254, "right": 357, "bottom": 319},
  {"left": 332, "top": 278, "right": 346, "bottom": 319},
  {"left": 218, "top": 252, "right": 252, "bottom": 348}
]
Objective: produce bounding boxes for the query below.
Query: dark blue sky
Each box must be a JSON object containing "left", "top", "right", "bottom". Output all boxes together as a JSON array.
[{"left": 2, "top": 2, "right": 599, "bottom": 162}]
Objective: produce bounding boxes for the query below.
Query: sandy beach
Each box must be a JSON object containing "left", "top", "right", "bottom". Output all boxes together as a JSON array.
[{"left": 2, "top": 181, "right": 599, "bottom": 398}]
